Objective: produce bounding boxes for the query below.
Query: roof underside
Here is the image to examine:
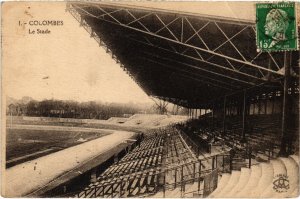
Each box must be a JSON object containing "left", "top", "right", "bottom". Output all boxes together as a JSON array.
[{"left": 68, "top": 2, "right": 299, "bottom": 108}]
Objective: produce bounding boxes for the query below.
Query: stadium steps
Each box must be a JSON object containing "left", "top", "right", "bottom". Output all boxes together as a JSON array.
[
  {"left": 209, "top": 173, "right": 231, "bottom": 197},
  {"left": 223, "top": 168, "right": 250, "bottom": 197},
  {"left": 259, "top": 159, "right": 287, "bottom": 197},
  {"left": 234, "top": 164, "right": 262, "bottom": 197},
  {"left": 209, "top": 155, "right": 299, "bottom": 198},
  {"left": 211, "top": 170, "right": 241, "bottom": 197},
  {"left": 276, "top": 157, "right": 299, "bottom": 197}
]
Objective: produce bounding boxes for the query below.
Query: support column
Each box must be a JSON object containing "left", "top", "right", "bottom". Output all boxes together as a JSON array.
[
  {"left": 258, "top": 95, "right": 261, "bottom": 115},
  {"left": 272, "top": 92, "right": 275, "bottom": 114},
  {"left": 242, "top": 90, "right": 247, "bottom": 142},
  {"left": 192, "top": 109, "right": 194, "bottom": 119},
  {"left": 264, "top": 94, "right": 267, "bottom": 114},
  {"left": 212, "top": 103, "right": 215, "bottom": 129},
  {"left": 279, "top": 51, "right": 291, "bottom": 157},
  {"left": 223, "top": 96, "right": 227, "bottom": 134}
]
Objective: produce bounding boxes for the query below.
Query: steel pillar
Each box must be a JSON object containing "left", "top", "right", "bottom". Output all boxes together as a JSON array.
[
  {"left": 241, "top": 90, "right": 247, "bottom": 142},
  {"left": 212, "top": 103, "right": 215, "bottom": 129},
  {"left": 271, "top": 92, "right": 275, "bottom": 114},
  {"left": 279, "top": 51, "right": 291, "bottom": 157},
  {"left": 223, "top": 96, "right": 227, "bottom": 134}
]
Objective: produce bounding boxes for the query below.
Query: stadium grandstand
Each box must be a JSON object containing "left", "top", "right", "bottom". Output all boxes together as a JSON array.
[{"left": 65, "top": 2, "right": 300, "bottom": 198}]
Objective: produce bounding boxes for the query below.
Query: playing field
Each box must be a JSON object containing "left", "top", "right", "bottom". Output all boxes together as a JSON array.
[{"left": 6, "top": 128, "right": 110, "bottom": 167}]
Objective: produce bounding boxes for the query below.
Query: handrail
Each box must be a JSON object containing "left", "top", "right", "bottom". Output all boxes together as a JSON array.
[
  {"left": 77, "top": 151, "right": 232, "bottom": 197},
  {"left": 76, "top": 125, "right": 235, "bottom": 198}
]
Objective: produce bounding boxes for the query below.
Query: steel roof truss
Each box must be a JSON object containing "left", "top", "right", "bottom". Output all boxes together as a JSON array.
[
  {"left": 126, "top": 12, "right": 153, "bottom": 25},
  {"left": 71, "top": 4, "right": 283, "bottom": 76},
  {"left": 214, "top": 22, "right": 248, "bottom": 62},
  {"left": 208, "top": 26, "right": 249, "bottom": 57},
  {"left": 184, "top": 17, "right": 210, "bottom": 50},
  {"left": 155, "top": 17, "right": 180, "bottom": 34},
  {"left": 129, "top": 36, "right": 265, "bottom": 82},
  {"left": 144, "top": 51, "right": 255, "bottom": 85},
  {"left": 95, "top": 5, "right": 122, "bottom": 24},
  {"left": 178, "top": 73, "right": 234, "bottom": 91},
  {"left": 184, "top": 21, "right": 210, "bottom": 44},
  {"left": 96, "top": 8, "right": 124, "bottom": 19},
  {"left": 143, "top": 57, "right": 240, "bottom": 90},
  {"left": 154, "top": 14, "right": 180, "bottom": 42},
  {"left": 125, "top": 9, "right": 151, "bottom": 32}
]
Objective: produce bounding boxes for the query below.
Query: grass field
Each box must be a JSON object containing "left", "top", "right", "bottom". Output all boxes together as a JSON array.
[{"left": 6, "top": 128, "right": 110, "bottom": 168}]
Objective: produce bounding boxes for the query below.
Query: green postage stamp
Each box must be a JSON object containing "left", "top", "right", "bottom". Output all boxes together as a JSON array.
[{"left": 256, "top": 2, "right": 298, "bottom": 52}]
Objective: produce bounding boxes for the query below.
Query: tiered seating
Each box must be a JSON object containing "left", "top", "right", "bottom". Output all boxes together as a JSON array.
[
  {"left": 247, "top": 132, "right": 280, "bottom": 160},
  {"left": 209, "top": 154, "right": 299, "bottom": 198},
  {"left": 75, "top": 133, "right": 165, "bottom": 198},
  {"left": 183, "top": 114, "right": 295, "bottom": 169},
  {"left": 150, "top": 128, "right": 233, "bottom": 198},
  {"left": 151, "top": 130, "right": 201, "bottom": 198},
  {"left": 173, "top": 115, "right": 299, "bottom": 198},
  {"left": 120, "top": 147, "right": 163, "bottom": 163}
]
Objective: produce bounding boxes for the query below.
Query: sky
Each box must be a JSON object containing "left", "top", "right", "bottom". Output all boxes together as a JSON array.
[{"left": 2, "top": 2, "right": 152, "bottom": 103}]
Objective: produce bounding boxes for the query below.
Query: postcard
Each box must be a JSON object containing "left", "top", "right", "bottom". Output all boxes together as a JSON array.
[{"left": 1, "top": 1, "right": 299, "bottom": 198}]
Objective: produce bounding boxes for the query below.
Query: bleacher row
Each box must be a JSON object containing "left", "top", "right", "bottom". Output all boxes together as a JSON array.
[
  {"left": 76, "top": 133, "right": 165, "bottom": 198},
  {"left": 166, "top": 131, "right": 198, "bottom": 183},
  {"left": 176, "top": 114, "right": 299, "bottom": 198},
  {"left": 74, "top": 126, "right": 229, "bottom": 198},
  {"left": 150, "top": 129, "right": 232, "bottom": 198},
  {"left": 74, "top": 113, "right": 299, "bottom": 198},
  {"left": 120, "top": 147, "right": 163, "bottom": 163},
  {"left": 151, "top": 130, "right": 201, "bottom": 198},
  {"left": 184, "top": 114, "right": 295, "bottom": 165}
]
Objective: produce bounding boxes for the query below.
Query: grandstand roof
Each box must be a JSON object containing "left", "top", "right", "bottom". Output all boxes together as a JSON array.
[{"left": 68, "top": 2, "right": 299, "bottom": 108}]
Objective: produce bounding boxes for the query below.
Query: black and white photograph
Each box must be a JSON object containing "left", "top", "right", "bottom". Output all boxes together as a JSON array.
[{"left": 1, "top": 1, "right": 299, "bottom": 198}]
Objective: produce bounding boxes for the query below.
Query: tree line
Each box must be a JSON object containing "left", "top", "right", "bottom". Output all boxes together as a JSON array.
[{"left": 7, "top": 99, "right": 151, "bottom": 120}]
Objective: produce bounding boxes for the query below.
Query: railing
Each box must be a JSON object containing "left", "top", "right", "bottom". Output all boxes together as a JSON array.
[
  {"left": 75, "top": 152, "right": 232, "bottom": 198},
  {"left": 75, "top": 127, "right": 235, "bottom": 198},
  {"left": 161, "top": 153, "right": 231, "bottom": 198}
]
